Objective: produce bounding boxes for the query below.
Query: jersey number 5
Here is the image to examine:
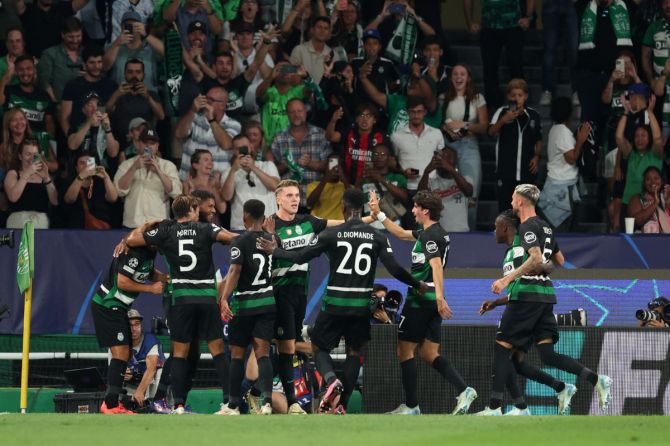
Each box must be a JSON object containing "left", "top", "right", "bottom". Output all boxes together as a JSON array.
[
  {"left": 178, "top": 239, "right": 197, "bottom": 272},
  {"left": 335, "top": 241, "right": 372, "bottom": 275}
]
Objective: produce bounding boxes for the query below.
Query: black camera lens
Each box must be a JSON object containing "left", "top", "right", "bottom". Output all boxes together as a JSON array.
[{"left": 636, "top": 309, "right": 661, "bottom": 322}]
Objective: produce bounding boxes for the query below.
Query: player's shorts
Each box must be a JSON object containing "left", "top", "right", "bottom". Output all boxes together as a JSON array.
[
  {"left": 397, "top": 306, "right": 442, "bottom": 343},
  {"left": 311, "top": 312, "right": 370, "bottom": 351},
  {"left": 91, "top": 302, "right": 132, "bottom": 348},
  {"left": 496, "top": 301, "right": 559, "bottom": 351},
  {"left": 274, "top": 286, "right": 307, "bottom": 341},
  {"left": 228, "top": 312, "right": 276, "bottom": 347},
  {"left": 169, "top": 302, "right": 223, "bottom": 343}
]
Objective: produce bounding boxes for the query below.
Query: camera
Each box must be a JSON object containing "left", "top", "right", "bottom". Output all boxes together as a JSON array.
[
  {"left": 0, "top": 231, "right": 14, "bottom": 248},
  {"left": 238, "top": 145, "right": 249, "bottom": 156},
  {"left": 636, "top": 309, "right": 661, "bottom": 323},
  {"left": 151, "top": 316, "right": 169, "bottom": 335},
  {"left": 555, "top": 309, "right": 587, "bottom": 326},
  {"left": 636, "top": 296, "right": 670, "bottom": 324}
]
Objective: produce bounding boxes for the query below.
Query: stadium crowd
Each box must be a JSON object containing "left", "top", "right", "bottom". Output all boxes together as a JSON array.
[{"left": 0, "top": 0, "right": 669, "bottom": 234}]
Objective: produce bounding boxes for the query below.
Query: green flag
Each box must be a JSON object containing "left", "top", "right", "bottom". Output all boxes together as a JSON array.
[{"left": 16, "top": 221, "right": 34, "bottom": 294}]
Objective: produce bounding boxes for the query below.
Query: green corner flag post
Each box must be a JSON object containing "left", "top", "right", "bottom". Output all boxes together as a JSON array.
[{"left": 17, "top": 221, "right": 34, "bottom": 414}]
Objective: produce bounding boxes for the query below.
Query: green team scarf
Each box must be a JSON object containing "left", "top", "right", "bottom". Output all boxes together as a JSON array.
[
  {"left": 164, "top": 27, "right": 183, "bottom": 116},
  {"left": 385, "top": 14, "right": 417, "bottom": 65},
  {"left": 579, "top": 0, "right": 632, "bottom": 50},
  {"left": 284, "top": 148, "right": 305, "bottom": 182},
  {"left": 222, "top": 0, "right": 241, "bottom": 21}
]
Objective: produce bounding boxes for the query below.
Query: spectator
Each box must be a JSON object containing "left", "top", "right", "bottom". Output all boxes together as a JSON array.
[
  {"left": 390, "top": 95, "right": 444, "bottom": 192},
  {"left": 62, "top": 153, "right": 117, "bottom": 229},
  {"left": 627, "top": 166, "right": 670, "bottom": 232},
  {"left": 441, "top": 63, "right": 488, "bottom": 229},
  {"left": 330, "top": 0, "right": 364, "bottom": 60},
  {"left": 242, "top": 119, "right": 272, "bottom": 161},
  {"left": 60, "top": 45, "right": 117, "bottom": 134},
  {"left": 650, "top": 47, "right": 670, "bottom": 138},
  {"left": 114, "top": 128, "right": 182, "bottom": 228},
  {"left": 538, "top": 97, "right": 592, "bottom": 231},
  {"left": 463, "top": 0, "right": 531, "bottom": 108},
  {"left": 290, "top": 15, "right": 345, "bottom": 84},
  {"left": 418, "top": 36, "right": 451, "bottom": 98},
  {"left": 103, "top": 11, "right": 164, "bottom": 93},
  {"left": 326, "top": 102, "right": 387, "bottom": 185},
  {"left": 357, "top": 144, "right": 408, "bottom": 229},
  {"left": 38, "top": 16, "right": 84, "bottom": 103},
  {"left": 351, "top": 29, "right": 399, "bottom": 113},
  {"left": 305, "top": 153, "right": 348, "bottom": 220},
  {"left": 271, "top": 98, "right": 330, "bottom": 207},
  {"left": 232, "top": 21, "right": 274, "bottom": 115},
  {"left": 0, "top": 27, "right": 25, "bottom": 85},
  {"left": 221, "top": 134, "right": 280, "bottom": 230},
  {"left": 120, "top": 117, "right": 148, "bottom": 163},
  {"left": 109, "top": 0, "right": 155, "bottom": 45},
  {"left": 182, "top": 149, "right": 227, "bottom": 219},
  {"left": 318, "top": 60, "right": 356, "bottom": 127},
  {"left": 1, "top": 108, "right": 57, "bottom": 175},
  {"left": 3, "top": 139, "right": 58, "bottom": 229},
  {"left": 280, "top": 0, "right": 325, "bottom": 56},
  {"left": 225, "top": 0, "right": 264, "bottom": 39},
  {"left": 179, "top": 20, "right": 216, "bottom": 115},
  {"left": 107, "top": 58, "right": 165, "bottom": 145},
  {"left": 16, "top": 0, "right": 86, "bottom": 57},
  {"left": 175, "top": 86, "right": 241, "bottom": 181},
  {"left": 488, "top": 78, "right": 542, "bottom": 212},
  {"left": 162, "top": 0, "right": 223, "bottom": 55},
  {"left": 417, "top": 147, "right": 473, "bottom": 232},
  {"left": 123, "top": 309, "right": 165, "bottom": 404},
  {"left": 365, "top": 0, "right": 436, "bottom": 66},
  {"left": 67, "top": 92, "right": 120, "bottom": 171},
  {"left": 641, "top": 1, "right": 670, "bottom": 85},
  {"left": 540, "top": 0, "right": 580, "bottom": 106},
  {"left": 615, "top": 101, "right": 664, "bottom": 209}
]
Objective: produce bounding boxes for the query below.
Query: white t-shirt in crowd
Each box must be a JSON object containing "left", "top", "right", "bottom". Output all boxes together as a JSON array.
[
  {"left": 221, "top": 161, "right": 280, "bottom": 230},
  {"left": 428, "top": 172, "right": 473, "bottom": 232},
  {"left": 546, "top": 123, "right": 578, "bottom": 181},
  {"left": 443, "top": 94, "right": 487, "bottom": 126},
  {"left": 391, "top": 124, "right": 444, "bottom": 190}
]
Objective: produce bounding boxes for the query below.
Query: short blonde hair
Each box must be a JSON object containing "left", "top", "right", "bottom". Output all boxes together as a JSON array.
[
  {"left": 507, "top": 78, "right": 528, "bottom": 94},
  {"left": 514, "top": 184, "right": 540, "bottom": 205},
  {"left": 275, "top": 179, "right": 300, "bottom": 198}
]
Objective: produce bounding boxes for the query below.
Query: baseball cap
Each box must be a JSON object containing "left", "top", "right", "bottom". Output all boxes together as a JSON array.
[
  {"left": 139, "top": 128, "right": 159, "bottom": 143},
  {"left": 628, "top": 83, "right": 650, "bottom": 98},
  {"left": 363, "top": 29, "right": 382, "bottom": 42},
  {"left": 83, "top": 91, "right": 100, "bottom": 104},
  {"left": 128, "top": 117, "right": 148, "bottom": 133},
  {"left": 127, "top": 309, "right": 143, "bottom": 320},
  {"left": 121, "top": 11, "right": 142, "bottom": 24},
  {"left": 188, "top": 20, "right": 207, "bottom": 34}
]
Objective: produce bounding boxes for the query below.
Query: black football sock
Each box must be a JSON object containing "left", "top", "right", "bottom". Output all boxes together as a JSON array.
[
  {"left": 228, "top": 358, "right": 244, "bottom": 409},
  {"left": 154, "top": 356, "right": 171, "bottom": 400},
  {"left": 536, "top": 344, "right": 598, "bottom": 386},
  {"left": 431, "top": 356, "right": 467, "bottom": 394},
  {"left": 314, "top": 348, "right": 337, "bottom": 385},
  {"left": 170, "top": 357, "right": 188, "bottom": 407},
  {"left": 505, "top": 368, "right": 527, "bottom": 409},
  {"left": 185, "top": 340, "right": 200, "bottom": 399},
  {"left": 512, "top": 355, "right": 565, "bottom": 392},
  {"left": 490, "top": 344, "right": 513, "bottom": 410},
  {"left": 212, "top": 353, "right": 230, "bottom": 404},
  {"left": 400, "top": 358, "right": 419, "bottom": 409},
  {"left": 340, "top": 355, "right": 361, "bottom": 409},
  {"left": 105, "top": 358, "right": 127, "bottom": 409},
  {"left": 278, "top": 352, "right": 297, "bottom": 406},
  {"left": 257, "top": 355, "right": 274, "bottom": 406}
]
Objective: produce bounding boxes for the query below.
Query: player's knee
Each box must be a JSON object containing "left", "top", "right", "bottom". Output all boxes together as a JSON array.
[
  {"left": 418, "top": 349, "right": 438, "bottom": 364},
  {"left": 536, "top": 343, "right": 557, "bottom": 365},
  {"left": 396, "top": 344, "right": 414, "bottom": 361}
]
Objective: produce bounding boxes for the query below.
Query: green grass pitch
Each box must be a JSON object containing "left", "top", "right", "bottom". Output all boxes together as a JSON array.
[{"left": 2, "top": 414, "right": 670, "bottom": 446}]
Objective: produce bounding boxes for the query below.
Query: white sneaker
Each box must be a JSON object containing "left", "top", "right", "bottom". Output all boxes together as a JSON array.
[
  {"left": 504, "top": 407, "right": 531, "bottom": 416},
  {"left": 452, "top": 387, "right": 477, "bottom": 415},
  {"left": 260, "top": 403, "right": 272, "bottom": 415},
  {"left": 387, "top": 403, "right": 421, "bottom": 415},
  {"left": 244, "top": 390, "right": 262, "bottom": 414},
  {"left": 474, "top": 406, "right": 502, "bottom": 416},
  {"left": 214, "top": 403, "right": 240, "bottom": 415},
  {"left": 572, "top": 92, "right": 581, "bottom": 106},
  {"left": 288, "top": 402, "right": 307, "bottom": 415},
  {"left": 540, "top": 91, "right": 552, "bottom": 106},
  {"left": 595, "top": 375, "right": 613, "bottom": 410},
  {"left": 557, "top": 383, "right": 577, "bottom": 415}
]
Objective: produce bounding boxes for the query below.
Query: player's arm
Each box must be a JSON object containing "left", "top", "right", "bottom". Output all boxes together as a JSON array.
[
  {"left": 272, "top": 241, "right": 326, "bottom": 264},
  {"left": 378, "top": 245, "right": 423, "bottom": 290},
  {"left": 117, "top": 273, "right": 164, "bottom": 295},
  {"left": 125, "top": 220, "right": 163, "bottom": 247},
  {"left": 215, "top": 227, "right": 238, "bottom": 244},
  {"left": 492, "top": 246, "right": 543, "bottom": 294},
  {"left": 368, "top": 190, "right": 415, "bottom": 240},
  {"left": 218, "top": 264, "right": 241, "bottom": 320},
  {"left": 151, "top": 268, "right": 169, "bottom": 283},
  {"left": 429, "top": 257, "right": 453, "bottom": 319},
  {"left": 479, "top": 295, "right": 509, "bottom": 315},
  {"left": 133, "top": 353, "right": 159, "bottom": 405},
  {"left": 551, "top": 250, "right": 565, "bottom": 267}
]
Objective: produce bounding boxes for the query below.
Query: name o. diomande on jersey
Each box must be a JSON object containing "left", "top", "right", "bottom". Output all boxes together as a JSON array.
[{"left": 337, "top": 232, "right": 374, "bottom": 240}]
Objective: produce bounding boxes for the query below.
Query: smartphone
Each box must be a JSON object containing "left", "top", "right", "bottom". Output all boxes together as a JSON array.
[
  {"left": 389, "top": 3, "right": 406, "bottom": 15},
  {"left": 86, "top": 157, "right": 95, "bottom": 169},
  {"left": 409, "top": 168, "right": 419, "bottom": 175},
  {"left": 615, "top": 58, "right": 625, "bottom": 73},
  {"left": 32, "top": 153, "right": 41, "bottom": 164},
  {"left": 238, "top": 145, "right": 249, "bottom": 156},
  {"left": 124, "top": 22, "right": 134, "bottom": 34},
  {"left": 143, "top": 147, "right": 152, "bottom": 158},
  {"left": 329, "top": 158, "right": 339, "bottom": 170},
  {"left": 98, "top": 105, "right": 106, "bottom": 114},
  {"left": 132, "top": 83, "right": 142, "bottom": 91},
  {"left": 508, "top": 102, "right": 517, "bottom": 112},
  {"left": 280, "top": 65, "right": 298, "bottom": 74}
]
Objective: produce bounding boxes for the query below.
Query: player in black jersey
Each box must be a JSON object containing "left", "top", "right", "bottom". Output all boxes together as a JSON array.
[
  {"left": 90, "top": 246, "right": 166, "bottom": 414},
  {"left": 215, "top": 199, "right": 276, "bottom": 415},
  {"left": 125, "top": 195, "right": 238, "bottom": 414},
  {"left": 259, "top": 188, "right": 426, "bottom": 414},
  {"left": 478, "top": 184, "right": 612, "bottom": 415},
  {"left": 369, "top": 190, "right": 477, "bottom": 415}
]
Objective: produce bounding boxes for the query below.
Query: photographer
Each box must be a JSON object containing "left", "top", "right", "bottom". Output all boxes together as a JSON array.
[
  {"left": 370, "top": 284, "right": 403, "bottom": 325},
  {"left": 636, "top": 297, "right": 670, "bottom": 328}
]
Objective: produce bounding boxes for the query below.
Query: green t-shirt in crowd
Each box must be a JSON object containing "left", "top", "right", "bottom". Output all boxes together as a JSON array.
[
  {"left": 260, "top": 84, "right": 306, "bottom": 146},
  {"left": 622, "top": 149, "right": 664, "bottom": 204}
]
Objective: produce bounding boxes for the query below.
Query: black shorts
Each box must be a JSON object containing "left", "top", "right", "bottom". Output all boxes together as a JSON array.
[
  {"left": 311, "top": 312, "right": 370, "bottom": 352},
  {"left": 91, "top": 302, "right": 132, "bottom": 348},
  {"left": 274, "top": 286, "right": 307, "bottom": 341},
  {"left": 397, "top": 306, "right": 442, "bottom": 344},
  {"left": 496, "top": 301, "right": 559, "bottom": 351},
  {"left": 169, "top": 302, "right": 223, "bottom": 343},
  {"left": 228, "top": 312, "right": 276, "bottom": 347}
]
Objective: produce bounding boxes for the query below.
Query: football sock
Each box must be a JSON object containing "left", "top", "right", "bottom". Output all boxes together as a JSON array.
[
  {"left": 512, "top": 355, "right": 565, "bottom": 392},
  {"left": 314, "top": 348, "right": 337, "bottom": 385},
  {"left": 278, "top": 352, "right": 297, "bottom": 405},
  {"left": 536, "top": 344, "right": 598, "bottom": 386},
  {"left": 154, "top": 356, "right": 171, "bottom": 400},
  {"left": 170, "top": 357, "right": 188, "bottom": 407},
  {"left": 257, "top": 355, "right": 274, "bottom": 405},
  {"left": 105, "top": 358, "right": 126, "bottom": 409},
  {"left": 400, "top": 358, "right": 418, "bottom": 408},
  {"left": 185, "top": 340, "right": 200, "bottom": 398},
  {"left": 431, "top": 356, "right": 467, "bottom": 394},
  {"left": 212, "top": 353, "right": 230, "bottom": 404},
  {"left": 490, "top": 344, "right": 513, "bottom": 410},
  {"left": 340, "top": 355, "right": 361, "bottom": 409},
  {"left": 228, "top": 358, "right": 244, "bottom": 409}
]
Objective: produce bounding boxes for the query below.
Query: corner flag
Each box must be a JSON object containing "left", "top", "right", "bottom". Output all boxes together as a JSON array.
[{"left": 17, "top": 221, "right": 34, "bottom": 294}]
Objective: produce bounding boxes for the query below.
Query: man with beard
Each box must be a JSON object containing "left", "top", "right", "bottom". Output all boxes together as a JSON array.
[
  {"left": 17, "top": 0, "right": 88, "bottom": 57},
  {"left": 38, "top": 16, "right": 84, "bottom": 103}
]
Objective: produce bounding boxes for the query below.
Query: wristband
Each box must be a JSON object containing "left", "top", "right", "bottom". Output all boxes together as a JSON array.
[
  {"left": 43, "top": 179, "right": 53, "bottom": 185},
  {"left": 377, "top": 211, "right": 387, "bottom": 223}
]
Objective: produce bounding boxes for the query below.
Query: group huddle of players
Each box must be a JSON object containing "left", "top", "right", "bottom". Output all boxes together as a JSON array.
[{"left": 90, "top": 181, "right": 613, "bottom": 415}]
